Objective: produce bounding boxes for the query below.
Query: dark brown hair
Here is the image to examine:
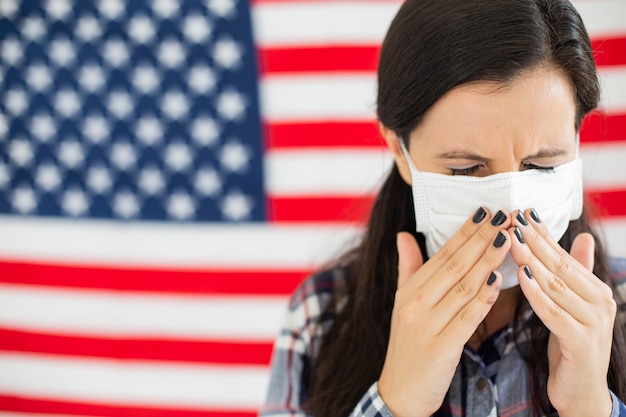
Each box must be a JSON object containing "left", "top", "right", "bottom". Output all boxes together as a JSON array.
[{"left": 304, "top": 0, "right": 626, "bottom": 416}]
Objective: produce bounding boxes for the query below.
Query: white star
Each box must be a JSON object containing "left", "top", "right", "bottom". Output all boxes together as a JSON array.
[
  {"left": 220, "top": 141, "right": 250, "bottom": 173},
  {"left": 113, "top": 190, "right": 140, "bottom": 218},
  {"left": 138, "top": 166, "right": 165, "bottom": 195},
  {"left": 79, "top": 64, "right": 106, "bottom": 92},
  {"left": 98, "top": 0, "right": 124, "bottom": 20},
  {"left": 58, "top": 140, "right": 84, "bottom": 168},
  {"left": 5, "top": 89, "right": 28, "bottom": 116},
  {"left": 135, "top": 115, "right": 162, "bottom": 145},
  {"left": 110, "top": 141, "right": 137, "bottom": 171},
  {"left": 26, "top": 63, "right": 53, "bottom": 92},
  {"left": 0, "top": 162, "right": 9, "bottom": 188},
  {"left": 191, "top": 116, "right": 220, "bottom": 146},
  {"left": 8, "top": 139, "right": 34, "bottom": 167},
  {"left": 83, "top": 114, "right": 109, "bottom": 144},
  {"left": 45, "top": 0, "right": 72, "bottom": 20},
  {"left": 103, "top": 39, "right": 129, "bottom": 68},
  {"left": 207, "top": 0, "right": 237, "bottom": 19},
  {"left": 50, "top": 38, "right": 76, "bottom": 67},
  {"left": 0, "top": 0, "right": 18, "bottom": 18},
  {"left": 158, "top": 39, "right": 186, "bottom": 68},
  {"left": 55, "top": 88, "right": 81, "bottom": 118},
  {"left": 152, "top": 0, "right": 179, "bottom": 19},
  {"left": 22, "top": 17, "right": 46, "bottom": 41},
  {"left": 31, "top": 114, "right": 56, "bottom": 142},
  {"left": 213, "top": 37, "right": 243, "bottom": 69},
  {"left": 76, "top": 16, "right": 103, "bottom": 42},
  {"left": 132, "top": 64, "right": 159, "bottom": 94},
  {"left": 1, "top": 38, "right": 23, "bottom": 66},
  {"left": 36, "top": 163, "right": 62, "bottom": 191},
  {"left": 167, "top": 191, "right": 195, "bottom": 220},
  {"left": 162, "top": 90, "right": 189, "bottom": 120},
  {"left": 221, "top": 190, "right": 253, "bottom": 221},
  {"left": 183, "top": 14, "right": 212, "bottom": 43},
  {"left": 62, "top": 188, "right": 89, "bottom": 217},
  {"left": 188, "top": 65, "right": 216, "bottom": 94},
  {"left": 164, "top": 141, "right": 192, "bottom": 172},
  {"left": 216, "top": 89, "right": 246, "bottom": 121},
  {"left": 194, "top": 167, "right": 221, "bottom": 196},
  {"left": 128, "top": 15, "right": 156, "bottom": 44},
  {"left": 86, "top": 165, "right": 112, "bottom": 194},
  {"left": 12, "top": 185, "right": 37, "bottom": 214},
  {"left": 107, "top": 90, "right": 134, "bottom": 119}
]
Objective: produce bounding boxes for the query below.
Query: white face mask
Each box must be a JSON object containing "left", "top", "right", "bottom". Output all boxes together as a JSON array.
[{"left": 400, "top": 141, "right": 583, "bottom": 289}]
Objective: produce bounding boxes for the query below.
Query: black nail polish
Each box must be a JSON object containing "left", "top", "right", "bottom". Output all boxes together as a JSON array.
[
  {"left": 516, "top": 212, "right": 528, "bottom": 226},
  {"left": 524, "top": 265, "right": 533, "bottom": 279},
  {"left": 491, "top": 210, "right": 507, "bottom": 226},
  {"left": 530, "top": 208, "right": 541, "bottom": 223},
  {"left": 473, "top": 207, "right": 487, "bottom": 224},
  {"left": 514, "top": 227, "right": 525, "bottom": 244},
  {"left": 487, "top": 272, "right": 497, "bottom": 286},
  {"left": 493, "top": 231, "right": 507, "bottom": 248}
]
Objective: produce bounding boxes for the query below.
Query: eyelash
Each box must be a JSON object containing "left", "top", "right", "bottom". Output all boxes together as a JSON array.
[{"left": 450, "top": 164, "right": 556, "bottom": 176}]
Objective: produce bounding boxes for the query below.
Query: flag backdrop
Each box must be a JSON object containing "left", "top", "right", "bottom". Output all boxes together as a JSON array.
[{"left": 0, "top": 0, "right": 624, "bottom": 416}]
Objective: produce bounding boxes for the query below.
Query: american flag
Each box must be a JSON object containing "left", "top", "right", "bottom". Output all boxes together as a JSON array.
[{"left": 0, "top": 0, "right": 624, "bottom": 416}]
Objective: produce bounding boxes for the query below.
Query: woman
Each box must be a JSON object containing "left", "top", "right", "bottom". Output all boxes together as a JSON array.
[{"left": 260, "top": 0, "right": 626, "bottom": 416}]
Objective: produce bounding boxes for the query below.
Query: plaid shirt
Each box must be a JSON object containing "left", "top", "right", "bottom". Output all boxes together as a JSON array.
[{"left": 260, "top": 257, "right": 626, "bottom": 417}]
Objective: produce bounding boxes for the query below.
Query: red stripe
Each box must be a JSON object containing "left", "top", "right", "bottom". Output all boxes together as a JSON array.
[
  {"left": 269, "top": 191, "right": 625, "bottom": 223},
  {"left": 592, "top": 37, "right": 626, "bottom": 66},
  {"left": 585, "top": 189, "right": 626, "bottom": 218},
  {"left": 0, "top": 394, "right": 255, "bottom": 417},
  {"left": 264, "top": 113, "right": 624, "bottom": 149},
  {"left": 259, "top": 45, "right": 379, "bottom": 73},
  {"left": 0, "top": 260, "right": 307, "bottom": 295},
  {"left": 580, "top": 112, "right": 626, "bottom": 144},
  {"left": 0, "top": 328, "right": 273, "bottom": 365},
  {"left": 268, "top": 196, "right": 373, "bottom": 223}
]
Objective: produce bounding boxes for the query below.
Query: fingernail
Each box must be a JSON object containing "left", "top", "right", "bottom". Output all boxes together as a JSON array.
[
  {"left": 491, "top": 210, "right": 507, "bottom": 226},
  {"left": 493, "top": 231, "right": 507, "bottom": 248},
  {"left": 524, "top": 265, "right": 533, "bottom": 279},
  {"left": 530, "top": 208, "right": 541, "bottom": 223},
  {"left": 473, "top": 207, "right": 487, "bottom": 224},
  {"left": 487, "top": 272, "right": 497, "bottom": 286},
  {"left": 514, "top": 227, "right": 525, "bottom": 244},
  {"left": 516, "top": 211, "right": 528, "bottom": 226}
]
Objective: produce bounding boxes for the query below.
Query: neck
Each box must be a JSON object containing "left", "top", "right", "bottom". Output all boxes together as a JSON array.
[{"left": 468, "top": 285, "right": 521, "bottom": 351}]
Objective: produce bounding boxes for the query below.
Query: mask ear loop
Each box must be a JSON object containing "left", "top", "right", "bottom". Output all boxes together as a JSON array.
[{"left": 397, "top": 137, "right": 431, "bottom": 232}]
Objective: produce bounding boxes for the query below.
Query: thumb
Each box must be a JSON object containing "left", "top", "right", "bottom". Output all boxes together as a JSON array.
[
  {"left": 570, "top": 232, "right": 595, "bottom": 271},
  {"left": 397, "top": 231, "right": 424, "bottom": 289}
]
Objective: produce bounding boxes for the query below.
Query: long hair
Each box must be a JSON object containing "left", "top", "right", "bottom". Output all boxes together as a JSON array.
[{"left": 304, "top": 0, "right": 626, "bottom": 416}]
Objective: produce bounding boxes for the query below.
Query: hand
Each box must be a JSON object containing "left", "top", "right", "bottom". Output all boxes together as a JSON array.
[
  {"left": 378, "top": 208, "right": 511, "bottom": 417},
  {"left": 509, "top": 209, "right": 616, "bottom": 417}
]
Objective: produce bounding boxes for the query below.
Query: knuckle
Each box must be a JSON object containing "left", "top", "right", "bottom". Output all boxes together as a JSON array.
[
  {"left": 548, "top": 301, "right": 563, "bottom": 319},
  {"left": 434, "top": 244, "right": 451, "bottom": 262},
  {"left": 548, "top": 273, "right": 567, "bottom": 294},
  {"left": 477, "top": 226, "right": 495, "bottom": 243},
  {"left": 454, "top": 279, "right": 473, "bottom": 298},
  {"left": 554, "top": 248, "right": 570, "bottom": 275},
  {"left": 444, "top": 256, "right": 463, "bottom": 275},
  {"left": 459, "top": 306, "right": 477, "bottom": 325}
]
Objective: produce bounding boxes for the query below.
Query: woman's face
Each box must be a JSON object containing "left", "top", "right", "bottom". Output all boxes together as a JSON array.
[{"left": 386, "top": 67, "right": 578, "bottom": 181}]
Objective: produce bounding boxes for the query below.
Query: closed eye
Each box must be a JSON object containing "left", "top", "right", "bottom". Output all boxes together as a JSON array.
[
  {"left": 450, "top": 166, "right": 481, "bottom": 176},
  {"left": 523, "top": 163, "right": 555, "bottom": 172}
]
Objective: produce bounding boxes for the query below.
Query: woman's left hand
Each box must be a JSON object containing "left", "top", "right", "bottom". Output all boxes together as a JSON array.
[{"left": 509, "top": 209, "right": 617, "bottom": 417}]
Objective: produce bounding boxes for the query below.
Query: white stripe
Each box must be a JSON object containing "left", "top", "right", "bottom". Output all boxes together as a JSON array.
[
  {"left": 267, "top": 147, "right": 626, "bottom": 195},
  {"left": 573, "top": 0, "right": 626, "bottom": 39},
  {"left": 252, "top": 1, "right": 626, "bottom": 48},
  {"left": 0, "top": 352, "right": 267, "bottom": 409},
  {"left": 260, "top": 68, "right": 625, "bottom": 122},
  {"left": 0, "top": 216, "right": 362, "bottom": 268},
  {"left": 260, "top": 73, "right": 376, "bottom": 121},
  {"left": 252, "top": 2, "right": 397, "bottom": 47},
  {"left": 266, "top": 148, "right": 392, "bottom": 195},
  {"left": 581, "top": 142, "right": 626, "bottom": 189},
  {"left": 595, "top": 217, "right": 626, "bottom": 258},
  {"left": 0, "top": 283, "right": 285, "bottom": 340}
]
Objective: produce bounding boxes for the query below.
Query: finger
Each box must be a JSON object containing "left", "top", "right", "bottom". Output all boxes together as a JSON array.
[
  {"left": 513, "top": 209, "right": 600, "bottom": 295},
  {"left": 397, "top": 232, "right": 424, "bottom": 289},
  {"left": 570, "top": 232, "right": 595, "bottom": 272}
]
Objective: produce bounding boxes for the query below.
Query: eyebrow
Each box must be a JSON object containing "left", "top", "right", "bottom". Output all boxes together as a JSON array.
[{"left": 436, "top": 148, "right": 568, "bottom": 162}]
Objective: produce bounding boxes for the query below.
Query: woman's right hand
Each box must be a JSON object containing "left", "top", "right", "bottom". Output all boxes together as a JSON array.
[{"left": 377, "top": 208, "right": 512, "bottom": 417}]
